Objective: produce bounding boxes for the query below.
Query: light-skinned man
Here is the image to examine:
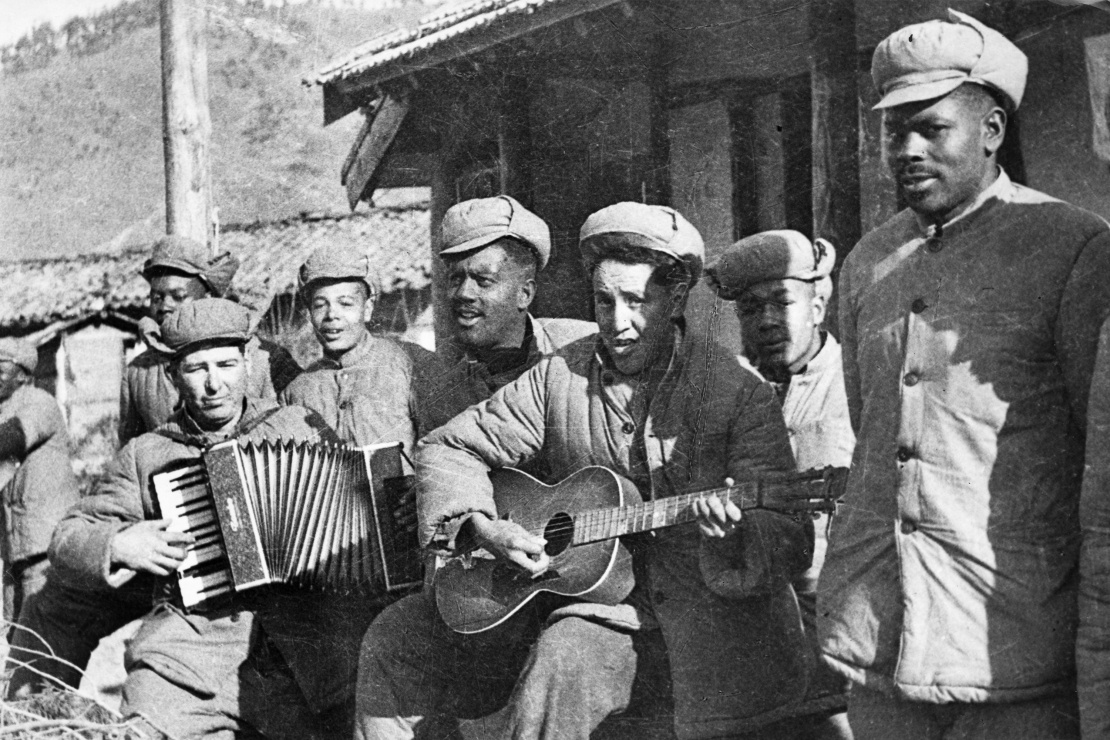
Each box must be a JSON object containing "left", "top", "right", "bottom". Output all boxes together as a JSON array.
[
  {"left": 818, "top": 10, "right": 1110, "bottom": 739},
  {"left": 42, "top": 299, "right": 340, "bottom": 737},
  {"left": 354, "top": 202, "right": 813, "bottom": 740},
  {"left": 706, "top": 230, "right": 854, "bottom": 740},
  {"left": 119, "top": 234, "right": 299, "bottom": 445}
]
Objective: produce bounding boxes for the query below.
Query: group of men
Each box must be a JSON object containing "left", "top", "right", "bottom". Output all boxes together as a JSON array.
[{"left": 5, "top": 9, "right": 1110, "bottom": 740}]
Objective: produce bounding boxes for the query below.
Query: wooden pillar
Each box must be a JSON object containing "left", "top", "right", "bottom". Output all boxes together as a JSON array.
[
  {"left": 810, "top": 0, "right": 862, "bottom": 264},
  {"left": 498, "top": 73, "right": 534, "bottom": 208},
  {"left": 161, "top": 0, "right": 213, "bottom": 251},
  {"left": 430, "top": 143, "right": 457, "bottom": 356},
  {"left": 647, "top": 27, "right": 671, "bottom": 205}
]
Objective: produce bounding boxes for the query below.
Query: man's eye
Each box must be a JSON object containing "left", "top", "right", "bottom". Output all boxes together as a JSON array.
[{"left": 476, "top": 278, "right": 493, "bottom": 288}]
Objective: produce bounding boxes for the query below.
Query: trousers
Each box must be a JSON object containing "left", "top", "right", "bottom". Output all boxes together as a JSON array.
[
  {"left": 5, "top": 569, "right": 150, "bottom": 697},
  {"left": 848, "top": 685, "right": 1078, "bottom": 740},
  {"left": 354, "top": 591, "right": 668, "bottom": 740}
]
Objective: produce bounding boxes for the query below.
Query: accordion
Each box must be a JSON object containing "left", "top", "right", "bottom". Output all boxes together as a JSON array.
[{"left": 152, "top": 439, "right": 421, "bottom": 611}]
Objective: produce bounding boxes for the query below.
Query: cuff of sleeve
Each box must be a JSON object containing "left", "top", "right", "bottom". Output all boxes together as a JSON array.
[
  {"left": 96, "top": 521, "right": 139, "bottom": 589},
  {"left": 426, "top": 511, "right": 493, "bottom": 553}
]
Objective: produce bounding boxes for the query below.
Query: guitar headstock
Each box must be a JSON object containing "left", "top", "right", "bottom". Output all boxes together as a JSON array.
[{"left": 759, "top": 466, "right": 848, "bottom": 514}]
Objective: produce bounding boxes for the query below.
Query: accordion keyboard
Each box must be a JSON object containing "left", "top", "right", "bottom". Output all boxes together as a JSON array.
[{"left": 154, "top": 462, "right": 235, "bottom": 608}]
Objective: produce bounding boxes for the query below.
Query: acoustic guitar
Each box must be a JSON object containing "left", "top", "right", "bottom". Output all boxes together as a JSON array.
[{"left": 434, "top": 465, "right": 847, "bottom": 634}]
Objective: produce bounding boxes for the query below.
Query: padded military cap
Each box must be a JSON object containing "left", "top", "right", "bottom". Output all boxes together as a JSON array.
[
  {"left": 440, "top": 196, "right": 551, "bottom": 270},
  {"left": 298, "top": 242, "right": 378, "bottom": 297},
  {"left": 161, "top": 298, "right": 252, "bottom": 358},
  {"left": 0, "top": 338, "right": 38, "bottom": 374},
  {"left": 706, "top": 230, "right": 835, "bottom": 301},
  {"left": 872, "top": 9, "right": 1027, "bottom": 111},
  {"left": 141, "top": 235, "right": 240, "bottom": 297},
  {"left": 579, "top": 202, "right": 705, "bottom": 285}
]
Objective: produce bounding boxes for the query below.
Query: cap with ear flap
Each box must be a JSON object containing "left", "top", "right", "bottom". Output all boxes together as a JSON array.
[
  {"left": 439, "top": 196, "right": 552, "bottom": 270},
  {"left": 871, "top": 8, "right": 1027, "bottom": 111},
  {"left": 297, "top": 242, "right": 378, "bottom": 297},
  {"left": 161, "top": 298, "right": 253, "bottom": 358},
  {"left": 141, "top": 235, "right": 240, "bottom": 297},
  {"left": 706, "top": 230, "right": 836, "bottom": 301},
  {"left": 579, "top": 203, "right": 705, "bottom": 285},
  {"left": 0, "top": 338, "right": 38, "bottom": 375}
]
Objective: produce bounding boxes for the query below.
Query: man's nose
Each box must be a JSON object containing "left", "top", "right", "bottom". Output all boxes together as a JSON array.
[
  {"left": 454, "top": 278, "right": 477, "bottom": 301},
  {"left": 893, "top": 132, "right": 926, "bottom": 163},
  {"left": 611, "top": 303, "right": 634, "bottom": 332},
  {"left": 204, "top": 372, "right": 221, "bottom": 394}
]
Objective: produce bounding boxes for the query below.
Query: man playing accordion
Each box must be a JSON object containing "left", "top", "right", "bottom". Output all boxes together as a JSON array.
[{"left": 12, "top": 298, "right": 345, "bottom": 739}]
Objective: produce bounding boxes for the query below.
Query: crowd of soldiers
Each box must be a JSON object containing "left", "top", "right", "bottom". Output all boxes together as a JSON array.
[{"left": 2, "top": 9, "right": 1110, "bottom": 740}]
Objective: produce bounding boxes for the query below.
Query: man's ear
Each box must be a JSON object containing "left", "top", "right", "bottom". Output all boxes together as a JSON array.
[
  {"left": 669, "top": 282, "right": 690, "bottom": 320},
  {"left": 362, "top": 294, "right": 377, "bottom": 324},
  {"left": 812, "top": 289, "right": 829, "bottom": 328},
  {"left": 983, "top": 107, "right": 1007, "bottom": 157},
  {"left": 517, "top": 277, "right": 537, "bottom": 312},
  {"left": 241, "top": 348, "right": 252, "bottom": 377}
]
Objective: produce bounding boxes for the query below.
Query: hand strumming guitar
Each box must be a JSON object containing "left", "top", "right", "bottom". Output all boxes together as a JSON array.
[
  {"left": 110, "top": 519, "right": 195, "bottom": 576},
  {"left": 693, "top": 477, "right": 743, "bottom": 539},
  {"left": 464, "top": 514, "right": 550, "bottom": 577}
]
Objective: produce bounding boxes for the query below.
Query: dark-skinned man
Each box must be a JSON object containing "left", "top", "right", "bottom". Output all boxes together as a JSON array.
[
  {"left": 275, "top": 243, "right": 447, "bottom": 733},
  {"left": 119, "top": 234, "right": 300, "bottom": 445},
  {"left": 24, "top": 299, "right": 343, "bottom": 737},
  {"left": 0, "top": 338, "right": 79, "bottom": 624},
  {"left": 354, "top": 202, "right": 813, "bottom": 740},
  {"left": 818, "top": 11, "right": 1110, "bottom": 739},
  {"left": 429, "top": 195, "right": 595, "bottom": 427},
  {"left": 705, "top": 231, "right": 854, "bottom": 740}
]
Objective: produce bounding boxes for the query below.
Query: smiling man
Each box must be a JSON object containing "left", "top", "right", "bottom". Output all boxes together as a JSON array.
[
  {"left": 818, "top": 11, "right": 1110, "bottom": 740},
  {"left": 354, "top": 202, "right": 812, "bottom": 740},
  {"left": 24, "top": 298, "right": 343, "bottom": 737},
  {"left": 431, "top": 196, "right": 595, "bottom": 423}
]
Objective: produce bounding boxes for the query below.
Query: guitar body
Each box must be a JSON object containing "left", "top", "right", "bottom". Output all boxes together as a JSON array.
[{"left": 434, "top": 466, "right": 637, "bottom": 634}]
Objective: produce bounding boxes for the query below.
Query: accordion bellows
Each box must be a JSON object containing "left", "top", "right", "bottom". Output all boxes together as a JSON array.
[{"left": 153, "top": 439, "right": 421, "bottom": 610}]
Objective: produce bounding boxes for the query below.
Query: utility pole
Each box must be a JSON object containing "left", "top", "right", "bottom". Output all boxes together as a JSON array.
[{"left": 160, "top": 0, "right": 213, "bottom": 253}]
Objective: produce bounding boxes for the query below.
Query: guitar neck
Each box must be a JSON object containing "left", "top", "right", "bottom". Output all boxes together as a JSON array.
[{"left": 571, "top": 473, "right": 836, "bottom": 546}]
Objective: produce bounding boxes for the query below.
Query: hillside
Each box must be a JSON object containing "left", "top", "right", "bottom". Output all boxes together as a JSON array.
[{"left": 0, "top": 0, "right": 433, "bottom": 261}]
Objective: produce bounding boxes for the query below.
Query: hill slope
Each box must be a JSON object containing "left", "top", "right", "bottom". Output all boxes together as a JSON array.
[{"left": 0, "top": 0, "right": 431, "bottom": 261}]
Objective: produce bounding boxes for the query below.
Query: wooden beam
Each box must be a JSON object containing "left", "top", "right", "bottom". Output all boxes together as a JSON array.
[
  {"left": 160, "top": 0, "right": 213, "bottom": 251},
  {"left": 810, "top": 0, "right": 861, "bottom": 264},
  {"left": 342, "top": 91, "right": 411, "bottom": 210},
  {"left": 498, "top": 73, "right": 534, "bottom": 208}
]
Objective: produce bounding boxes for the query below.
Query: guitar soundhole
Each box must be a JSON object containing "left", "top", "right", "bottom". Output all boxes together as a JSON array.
[{"left": 544, "top": 512, "right": 574, "bottom": 557}]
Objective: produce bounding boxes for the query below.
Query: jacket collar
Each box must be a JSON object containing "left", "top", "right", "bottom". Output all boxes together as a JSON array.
[
  {"left": 160, "top": 396, "right": 278, "bottom": 447},
  {"left": 912, "top": 167, "right": 1014, "bottom": 239},
  {"left": 316, "top": 332, "right": 376, "bottom": 370}
]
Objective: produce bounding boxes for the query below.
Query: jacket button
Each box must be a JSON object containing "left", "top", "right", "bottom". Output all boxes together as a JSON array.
[
  {"left": 926, "top": 239, "right": 943, "bottom": 253},
  {"left": 903, "top": 372, "right": 920, "bottom": 387},
  {"left": 622, "top": 421, "right": 635, "bottom": 434},
  {"left": 911, "top": 298, "right": 927, "bottom": 314},
  {"left": 340, "top": 399, "right": 353, "bottom": 410},
  {"left": 900, "top": 520, "right": 918, "bottom": 535},
  {"left": 896, "top": 447, "right": 912, "bottom": 462}
]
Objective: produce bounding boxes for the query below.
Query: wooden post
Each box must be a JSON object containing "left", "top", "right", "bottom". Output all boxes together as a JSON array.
[
  {"left": 810, "top": 0, "right": 862, "bottom": 263},
  {"left": 430, "top": 142, "right": 457, "bottom": 356},
  {"left": 498, "top": 73, "right": 534, "bottom": 208},
  {"left": 161, "top": 0, "right": 213, "bottom": 252}
]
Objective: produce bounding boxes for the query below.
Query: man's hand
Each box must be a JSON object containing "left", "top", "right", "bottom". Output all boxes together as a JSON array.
[
  {"left": 110, "top": 520, "right": 194, "bottom": 576},
  {"left": 467, "top": 515, "right": 549, "bottom": 576},
  {"left": 389, "top": 475, "right": 418, "bottom": 535},
  {"left": 694, "top": 478, "right": 743, "bottom": 539}
]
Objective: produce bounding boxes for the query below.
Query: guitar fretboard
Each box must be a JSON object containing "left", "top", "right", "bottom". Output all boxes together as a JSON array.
[{"left": 570, "top": 475, "right": 835, "bottom": 546}]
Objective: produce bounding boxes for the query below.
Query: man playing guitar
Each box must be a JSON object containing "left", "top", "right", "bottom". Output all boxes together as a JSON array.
[{"left": 353, "top": 203, "right": 815, "bottom": 740}]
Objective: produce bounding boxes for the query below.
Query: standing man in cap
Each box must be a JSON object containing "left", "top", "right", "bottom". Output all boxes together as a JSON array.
[
  {"left": 430, "top": 195, "right": 595, "bottom": 424},
  {"left": 354, "top": 202, "right": 812, "bottom": 740},
  {"left": 0, "top": 338, "right": 79, "bottom": 623},
  {"left": 119, "top": 234, "right": 300, "bottom": 445},
  {"left": 706, "top": 230, "right": 854, "bottom": 739},
  {"left": 818, "top": 10, "right": 1110, "bottom": 739},
  {"left": 21, "top": 298, "right": 345, "bottom": 737},
  {"left": 276, "top": 242, "right": 447, "bottom": 731}
]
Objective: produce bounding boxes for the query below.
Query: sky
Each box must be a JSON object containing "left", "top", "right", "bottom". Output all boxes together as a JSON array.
[{"left": 0, "top": 0, "right": 434, "bottom": 46}]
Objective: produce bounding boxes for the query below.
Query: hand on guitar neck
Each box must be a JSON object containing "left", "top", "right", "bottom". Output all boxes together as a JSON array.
[
  {"left": 693, "top": 477, "right": 743, "bottom": 539},
  {"left": 462, "top": 513, "right": 551, "bottom": 577}
]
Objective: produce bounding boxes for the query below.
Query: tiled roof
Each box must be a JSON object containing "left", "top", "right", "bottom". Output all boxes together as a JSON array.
[
  {"left": 0, "top": 207, "right": 430, "bottom": 331},
  {"left": 311, "top": 0, "right": 618, "bottom": 88}
]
